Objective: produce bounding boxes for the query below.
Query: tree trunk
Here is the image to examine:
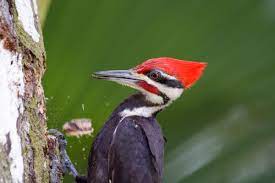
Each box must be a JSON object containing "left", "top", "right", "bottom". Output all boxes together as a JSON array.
[{"left": 0, "top": 0, "right": 58, "bottom": 182}]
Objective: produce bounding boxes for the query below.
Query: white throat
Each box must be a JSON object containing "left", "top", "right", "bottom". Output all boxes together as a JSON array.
[{"left": 119, "top": 94, "right": 174, "bottom": 118}]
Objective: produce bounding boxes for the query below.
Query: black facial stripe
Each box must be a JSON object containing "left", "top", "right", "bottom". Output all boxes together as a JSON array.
[
  {"left": 144, "top": 92, "right": 169, "bottom": 107},
  {"left": 158, "top": 78, "right": 183, "bottom": 88},
  {"left": 145, "top": 69, "right": 183, "bottom": 88},
  {"left": 159, "top": 92, "right": 170, "bottom": 104},
  {"left": 152, "top": 93, "right": 168, "bottom": 115}
]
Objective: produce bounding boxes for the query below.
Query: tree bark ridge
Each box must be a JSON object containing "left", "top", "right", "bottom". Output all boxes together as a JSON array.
[{"left": 0, "top": 0, "right": 56, "bottom": 182}]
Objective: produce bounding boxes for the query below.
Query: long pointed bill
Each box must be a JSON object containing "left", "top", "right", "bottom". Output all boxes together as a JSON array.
[{"left": 92, "top": 70, "right": 140, "bottom": 86}]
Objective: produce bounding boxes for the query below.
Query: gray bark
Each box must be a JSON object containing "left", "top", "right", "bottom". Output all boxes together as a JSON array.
[{"left": 0, "top": 0, "right": 60, "bottom": 182}]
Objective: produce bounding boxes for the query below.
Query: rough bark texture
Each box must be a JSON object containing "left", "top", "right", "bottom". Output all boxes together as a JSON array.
[
  {"left": 0, "top": 143, "right": 12, "bottom": 182},
  {"left": 0, "top": 0, "right": 59, "bottom": 182},
  {"left": 47, "top": 134, "right": 63, "bottom": 183}
]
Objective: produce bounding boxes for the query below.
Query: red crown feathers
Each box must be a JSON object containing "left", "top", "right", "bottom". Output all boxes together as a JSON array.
[{"left": 134, "top": 57, "right": 207, "bottom": 89}]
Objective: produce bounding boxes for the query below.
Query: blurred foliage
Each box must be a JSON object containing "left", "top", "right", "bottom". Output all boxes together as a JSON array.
[
  {"left": 38, "top": 0, "right": 52, "bottom": 26},
  {"left": 43, "top": 0, "right": 275, "bottom": 182}
]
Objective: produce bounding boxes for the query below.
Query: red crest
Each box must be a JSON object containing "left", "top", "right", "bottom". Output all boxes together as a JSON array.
[{"left": 134, "top": 57, "right": 207, "bottom": 89}]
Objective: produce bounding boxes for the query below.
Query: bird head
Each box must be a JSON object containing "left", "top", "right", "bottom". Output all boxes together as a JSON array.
[{"left": 93, "top": 57, "right": 207, "bottom": 105}]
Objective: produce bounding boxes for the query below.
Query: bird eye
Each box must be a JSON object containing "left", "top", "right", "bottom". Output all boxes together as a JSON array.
[{"left": 148, "top": 71, "right": 161, "bottom": 80}]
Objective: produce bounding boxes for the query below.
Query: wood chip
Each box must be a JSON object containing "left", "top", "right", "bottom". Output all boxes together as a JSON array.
[{"left": 63, "top": 118, "right": 93, "bottom": 137}]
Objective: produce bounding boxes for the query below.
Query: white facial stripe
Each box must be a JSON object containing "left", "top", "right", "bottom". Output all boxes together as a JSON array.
[
  {"left": 132, "top": 85, "right": 164, "bottom": 104},
  {"left": 144, "top": 92, "right": 163, "bottom": 104},
  {"left": 158, "top": 70, "right": 177, "bottom": 80},
  {"left": 111, "top": 71, "right": 183, "bottom": 105},
  {"left": 116, "top": 71, "right": 183, "bottom": 118},
  {"left": 154, "top": 82, "right": 183, "bottom": 100},
  {"left": 135, "top": 73, "right": 183, "bottom": 101}
]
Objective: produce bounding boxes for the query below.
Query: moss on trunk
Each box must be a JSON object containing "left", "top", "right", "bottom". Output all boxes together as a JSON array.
[
  {"left": 0, "top": 0, "right": 60, "bottom": 182},
  {"left": 0, "top": 143, "right": 12, "bottom": 182}
]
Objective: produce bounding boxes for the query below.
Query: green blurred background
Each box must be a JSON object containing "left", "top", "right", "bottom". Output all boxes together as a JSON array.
[{"left": 43, "top": 0, "right": 275, "bottom": 182}]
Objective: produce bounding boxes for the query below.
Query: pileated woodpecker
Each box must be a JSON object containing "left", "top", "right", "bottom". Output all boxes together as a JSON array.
[{"left": 73, "top": 57, "right": 206, "bottom": 183}]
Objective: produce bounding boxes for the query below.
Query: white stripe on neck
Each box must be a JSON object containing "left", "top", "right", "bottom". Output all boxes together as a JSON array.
[
  {"left": 113, "top": 105, "right": 164, "bottom": 141},
  {"left": 114, "top": 100, "right": 171, "bottom": 138},
  {"left": 120, "top": 105, "right": 164, "bottom": 118},
  {"left": 113, "top": 106, "right": 162, "bottom": 137}
]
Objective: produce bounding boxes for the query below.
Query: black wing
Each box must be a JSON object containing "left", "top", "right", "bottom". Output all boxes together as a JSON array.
[{"left": 108, "top": 116, "right": 164, "bottom": 183}]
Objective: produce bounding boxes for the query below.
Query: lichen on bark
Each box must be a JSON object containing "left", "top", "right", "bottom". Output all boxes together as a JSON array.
[
  {"left": 0, "top": 0, "right": 55, "bottom": 182},
  {"left": 0, "top": 143, "right": 12, "bottom": 183},
  {"left": 20, "top": 53, "right": 49, "bottom": 182}
]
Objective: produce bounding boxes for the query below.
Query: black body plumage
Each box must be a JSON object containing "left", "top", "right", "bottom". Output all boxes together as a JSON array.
[
  {"left": 82, "top": 93, "right": 165, "bottom": 183},
  {"left": 64, "top": 58, "right": 205, "bottom": 183}
]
